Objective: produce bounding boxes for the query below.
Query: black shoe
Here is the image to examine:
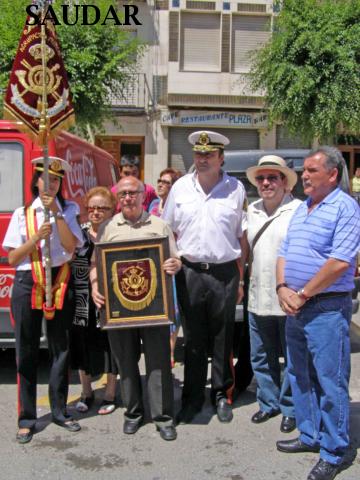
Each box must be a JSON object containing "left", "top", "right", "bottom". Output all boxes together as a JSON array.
[
  {"left": 307, "top": 459, "right": 339, "bottom": 480},
  {"left": 280, "top": 416, "right": 296, "bottom": 433},
  {"left": 53, "top": 419, "right": 81, "bottom": 432},
  {"left": 157, "top": 425, "right": 177, "bottom": 441},
  {"left": 216, "top": 398, "right": 233, "bottom": 423},
  {"left": 276, "top": 437, "right": 320, "bottom": 454},
  {"left": 123, "top": 419, "right": 142, "bottom": 435},
  {"left": 16, "top": 428, "right": 34, "bottom": 444},
  {"left": 176, "top": 405, "right": 202, "bottom": 425},
  {"left": 251, "top": 409, "right": 280, "bottom": 424}
]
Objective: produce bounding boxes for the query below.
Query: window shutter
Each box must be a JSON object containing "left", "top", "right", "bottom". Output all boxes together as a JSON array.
[
  {"left": 231, "top": 15, "right": 270, "bottom": 72},
  {"left": 169, "top": 12, "right": 179, "bottom": 62},
  {"left": 221, "top": 14, "right": 230, "bottom": 72},
  {"left": 169, "top": 127, "right": 259, "bottom": 171},
  {"left": 180, "top": 13, "right": 221, "bottom": 71}
]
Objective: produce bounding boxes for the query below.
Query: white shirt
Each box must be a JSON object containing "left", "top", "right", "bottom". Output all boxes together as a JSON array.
[
  {"left": 2, "top": 197, "right": 84, "bottom": 270},
  {"left": 162, "top": 172, "right": 246, "bottom": 263},
  {"left": 244, "top": 194, "right": 302, "bottom": 316}
]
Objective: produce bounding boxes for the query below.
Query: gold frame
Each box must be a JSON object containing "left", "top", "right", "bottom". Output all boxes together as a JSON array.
[{"left": 95, "top": 236, "right": 174, "bottom": 329}]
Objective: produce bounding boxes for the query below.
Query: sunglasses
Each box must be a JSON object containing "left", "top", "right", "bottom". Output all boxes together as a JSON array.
[
  {"left": 157, "top": 178, "right": 172, "bottom": 186},
  {"left": 87, "top": 206, "right": 112, "bottom": 213},
  {"left": 255, "top": 174, "right": 282, "bottom": 183},
  {"left": 117, "top": 190, "right": 143, "bottom": 199}
]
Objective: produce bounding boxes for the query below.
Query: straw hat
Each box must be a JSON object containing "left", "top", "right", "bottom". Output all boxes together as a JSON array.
[{"left": 246, "top": 155, "right": 297, "bottom": 190}]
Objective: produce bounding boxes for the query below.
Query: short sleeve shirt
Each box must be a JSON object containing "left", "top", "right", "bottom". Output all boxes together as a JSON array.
[
  {"left": 96, "top": 211, "right": 178, "bottom": 258},
  {"left": 245, "top": 194, "right": 302, "bottom": 316},
  {"left": 279, "top": 188, "right": 360, "bottom": 292},
  {"left": 2, "top": 197, "right": 84, "bottom": 270},
  {"left": 162, "top": 172, "right": 246, "bottom": 263}
]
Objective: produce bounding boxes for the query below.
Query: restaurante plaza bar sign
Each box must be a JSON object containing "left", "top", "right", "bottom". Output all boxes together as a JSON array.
[{"left": 160, "top": 110, "right": 268, "bottom": 129}]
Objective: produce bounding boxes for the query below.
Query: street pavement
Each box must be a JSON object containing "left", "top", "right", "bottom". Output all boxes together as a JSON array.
[{"left": 0, "top": 315, "right": 359, "bottom": 479}]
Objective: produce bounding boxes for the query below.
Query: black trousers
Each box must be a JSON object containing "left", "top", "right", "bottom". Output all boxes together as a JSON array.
[
  {"left": 108, "top": 326, "right": 174, "bottom": 427},
  {"left": 11, "top": 269, "right": 74, "bottom": 429},
  {"left": 176, "top": 261, "right": 239, "bottom": 409}
]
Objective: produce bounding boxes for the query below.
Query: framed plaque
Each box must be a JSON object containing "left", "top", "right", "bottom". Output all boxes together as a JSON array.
[{"left": 95, "top": 236, "right": 175, "bottom": 329}]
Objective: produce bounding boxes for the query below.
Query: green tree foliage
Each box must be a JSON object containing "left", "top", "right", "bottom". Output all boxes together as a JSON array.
[
  {"left": 251, "top": 0, "right": 360, "bottom": 142},
  {"left": 0, "top": 0, "right": 143, "bottom": 134}
]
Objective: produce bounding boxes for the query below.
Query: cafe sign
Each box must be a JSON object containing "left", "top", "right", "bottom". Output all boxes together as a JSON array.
[{"left": 160, "top": 110, "right": 268, "bottom": 129}]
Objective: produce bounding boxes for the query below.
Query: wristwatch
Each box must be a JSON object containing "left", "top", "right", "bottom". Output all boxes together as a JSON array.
[
  {"left": 55, "top": 211, "right": 64, "bottom": 220},
  {"left": 239, "top": 280, "right": 245, "bottom": 287},
  {"left": 297, "top": 288, "right": 310, "bottom": 301},
  {"left": 276, "top": 283, "right": 288, "bottom": 293}
]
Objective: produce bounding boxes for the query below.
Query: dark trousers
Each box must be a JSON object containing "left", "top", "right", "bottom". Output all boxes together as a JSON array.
[
  {"left": 11, "top": 270, "right": 74, "bottom": 429},
  {"left": 108, "top": 326, "right": 174, "bottom": 427},
  {"left": 176, "top": 261, "right": 239, "bottom": 409}
]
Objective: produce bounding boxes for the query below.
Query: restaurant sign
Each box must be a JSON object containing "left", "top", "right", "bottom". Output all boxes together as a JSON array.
[{"left": 160, "top": 110, "right": 268, "bottom": 129}]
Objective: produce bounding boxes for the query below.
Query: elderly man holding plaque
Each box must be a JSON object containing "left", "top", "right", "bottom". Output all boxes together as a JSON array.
[{"left": 90, "top": 176, "right": 181, "bottom": 441}]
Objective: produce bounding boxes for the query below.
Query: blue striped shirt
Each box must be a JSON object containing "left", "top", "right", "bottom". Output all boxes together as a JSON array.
[{"left": 278, "top": 188, "right": 360, "bottom": 292}]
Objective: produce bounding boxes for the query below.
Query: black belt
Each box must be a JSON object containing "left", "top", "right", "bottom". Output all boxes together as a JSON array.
[
  {"left": 181, "top": 257, "right": 236, "bottom": 271},
  {"left": 311, "top": 291, "right": 349, "bottom": 300}
]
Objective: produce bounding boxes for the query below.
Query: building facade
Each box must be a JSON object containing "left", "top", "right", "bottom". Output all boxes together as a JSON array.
[{"left": 96, "top": 0, "right": 308, "bottom": 185}]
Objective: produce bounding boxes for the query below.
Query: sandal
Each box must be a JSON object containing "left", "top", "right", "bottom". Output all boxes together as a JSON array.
[
  {"left": 98, "top": 399, "right": 116, "bottom": 415},
  {"left": 76, "top": 393, "right": 94, "bottom": 413}
]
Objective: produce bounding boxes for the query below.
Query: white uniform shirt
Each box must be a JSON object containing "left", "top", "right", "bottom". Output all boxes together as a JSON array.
[
  {"left": 244, "top": 194, "right": 302, "bottom": 316},
  {"left": 2, "top": 197, "right": 84, "bottom": 270},
  {"left": 162, "top": 172, "right": 246, "bottom": 263}
]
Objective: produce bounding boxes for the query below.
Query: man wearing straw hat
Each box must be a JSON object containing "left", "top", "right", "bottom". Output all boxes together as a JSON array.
[{"left": 244, "top": 155, "right": 301, "bottom": 434}]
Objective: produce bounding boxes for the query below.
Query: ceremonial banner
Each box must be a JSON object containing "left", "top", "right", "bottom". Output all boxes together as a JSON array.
[
  {"left": 3, "top": 3, "right": 75, "bottom": 143},
  {"left": 95, "top": 237, "right": 175, "bottom": 329}
]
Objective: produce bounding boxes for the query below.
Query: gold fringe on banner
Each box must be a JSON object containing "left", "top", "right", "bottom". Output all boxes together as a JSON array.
[{"left": 112, "top": 259, "right": 157, "bottom": 312}]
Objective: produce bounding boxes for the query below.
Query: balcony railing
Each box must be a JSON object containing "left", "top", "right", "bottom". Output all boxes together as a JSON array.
[{"left": 108, "top": 73, "right": 154, "bottom": 114}]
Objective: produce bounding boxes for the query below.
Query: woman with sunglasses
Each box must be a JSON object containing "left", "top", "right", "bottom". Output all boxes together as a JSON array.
[
  {"left": 70, "top": 187, "right": 118, "bottom": 415},
  {"left": 149, "top": 168, "right": 182, "bottom": 217},
  {"left": 149, "top": 168, "right": 183, "bottom": 367},
  {"left": 2, "top": 157, "right": 84, "bottom": 444}
]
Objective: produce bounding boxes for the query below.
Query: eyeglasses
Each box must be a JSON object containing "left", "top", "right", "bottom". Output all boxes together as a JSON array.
[
  {"left": 87, "top": 206, "right": 112, "bottom": 213},
  {"left": 117, "top": 190, "right": 143, "bottom": 199},
  {"left": 157, "top": 178, "right": 172, "bottom": 186},
  {"left": 255, "top": 174, "right": 282, "bottom": 183}
]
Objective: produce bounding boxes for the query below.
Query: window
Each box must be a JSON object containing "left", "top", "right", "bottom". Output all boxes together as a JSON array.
[
  {"left": 180, "top": 12, "right": 221, "bottom": 72},
  {"left": 231, "top": 15, "right": 271, "bottom": 72},
  {"left": 0, "top": 142, "right": 23, "bottom": 212}
]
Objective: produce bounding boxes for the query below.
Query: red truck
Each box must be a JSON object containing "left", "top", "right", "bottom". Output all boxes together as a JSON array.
[{"left": 0, "top": 120, "right": 120, "bottom": 347}]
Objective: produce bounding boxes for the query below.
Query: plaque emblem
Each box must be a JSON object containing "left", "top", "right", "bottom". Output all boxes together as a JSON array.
[{"left": 112, "top": 258, "right": 157, "bottom": 311}]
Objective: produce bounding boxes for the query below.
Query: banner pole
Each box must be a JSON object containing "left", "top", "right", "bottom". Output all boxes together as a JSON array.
[{"left": 39, "top": 10, "right": 52, "bottom": 315}]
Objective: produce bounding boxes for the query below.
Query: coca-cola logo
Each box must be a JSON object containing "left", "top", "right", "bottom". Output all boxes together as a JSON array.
[
  {"left": 66, "top": 149, "right": 98, "bottom": 198},
  {"left": 0, "top": 273, "right": 14, "bottom": 299}
]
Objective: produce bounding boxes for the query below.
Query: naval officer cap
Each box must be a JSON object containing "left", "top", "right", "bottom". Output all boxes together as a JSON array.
[
  {"left": 188, "top": 130, "right": 230, "bottom": 153},
  {"left": 32, "top": 156, "right": 72, "bottom": 178}
]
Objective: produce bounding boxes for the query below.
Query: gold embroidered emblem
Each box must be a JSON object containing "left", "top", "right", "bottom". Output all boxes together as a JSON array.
[
  {"left": 112, "top": 259, "right": 157, "bottom": 311},
  {"left": 199, "top": 132, "right": 210, "bottom": 146},
  {"left": 50, "top": 159, "right": 62, "bottom": 172},
  {"left": 15, "top": 43, "right": 61, "bottom": 99}
]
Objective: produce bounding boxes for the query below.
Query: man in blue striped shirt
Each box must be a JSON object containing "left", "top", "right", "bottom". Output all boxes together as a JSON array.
[{"left": 275, "top": 147, "right": 360, "bottom": 480}]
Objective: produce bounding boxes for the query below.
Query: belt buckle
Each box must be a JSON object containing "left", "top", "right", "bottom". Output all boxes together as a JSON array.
[{"left": 200, "top": 262, "right": 210, "bottom": 270}]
